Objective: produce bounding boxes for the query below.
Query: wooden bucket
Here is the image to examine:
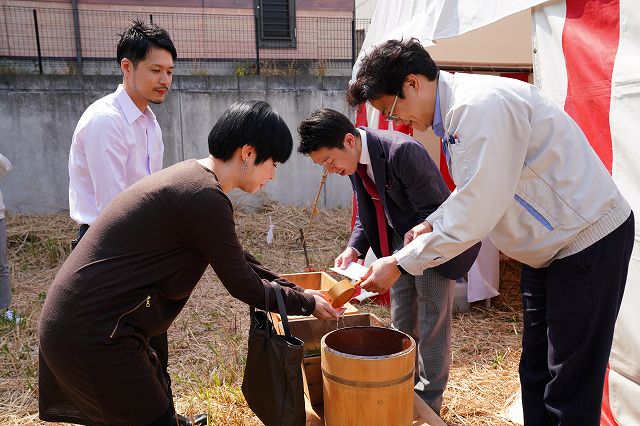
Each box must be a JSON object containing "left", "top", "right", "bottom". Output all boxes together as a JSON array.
[{"left": 321, "top": 326, "right": 416, "bottom": 425}]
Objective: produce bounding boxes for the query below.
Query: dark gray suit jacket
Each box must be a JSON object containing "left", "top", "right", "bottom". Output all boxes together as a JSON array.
[{"left": 348, "top": 127, "right": 479, "bottom": 280}]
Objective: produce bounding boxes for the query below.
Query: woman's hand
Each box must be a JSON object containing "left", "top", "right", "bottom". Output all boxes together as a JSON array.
[{"left": 306, "top": 290, "right": 345, "bottom": 319}]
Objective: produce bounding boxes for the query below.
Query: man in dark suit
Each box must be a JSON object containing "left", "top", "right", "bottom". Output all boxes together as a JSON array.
[{"left": 298, "top": 108, "right": 478, "bottom": 414}]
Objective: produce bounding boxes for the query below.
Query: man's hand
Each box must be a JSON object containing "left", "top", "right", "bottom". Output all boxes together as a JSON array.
[
  {"left": 334, "top": 246, "right": 359, "bottom": 269},
  {"left": 306, "top": 289, "right": 345, "bottom": 319},
  {"left": 359, "top": 256, "right": 402, "bottom": 295},
  {"left": 404, "top": 221, "right": 433, "bottom": 246}
]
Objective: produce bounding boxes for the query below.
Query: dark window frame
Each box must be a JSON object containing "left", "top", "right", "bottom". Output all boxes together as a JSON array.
[{"left": 254, "top": 0, "right": 296, "bottom": 49}]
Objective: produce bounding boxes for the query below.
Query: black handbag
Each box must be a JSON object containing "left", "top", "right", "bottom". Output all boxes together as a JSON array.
[
  {"left": 434, "top": 241, "right": 482, "bottom": 280},
  {"left": 242, "top": 282, "right": 305, "bottom": 426}
]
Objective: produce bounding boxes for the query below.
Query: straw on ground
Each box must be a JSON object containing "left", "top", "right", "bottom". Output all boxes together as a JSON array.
[{"left": 0, "top": 205, "right": 523, "bottom": 425}]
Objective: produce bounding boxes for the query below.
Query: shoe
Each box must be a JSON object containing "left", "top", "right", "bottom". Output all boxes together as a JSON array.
[
  {"left": 175, "top": 413, "right": 208, "bottom": 426},
  {"left": 193, "top": 414, "right": 208, "bottom": 426},
  {"left": 175, "top": 414, "right": 191, "bottom": 426},
  {"left": 2, "top": 310, "right": 22, "bottom": 324}
]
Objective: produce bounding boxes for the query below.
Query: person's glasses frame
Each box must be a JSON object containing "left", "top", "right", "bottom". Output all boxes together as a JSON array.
[{"left": 386, "top": 91, "right": 401, "bottom": 122}]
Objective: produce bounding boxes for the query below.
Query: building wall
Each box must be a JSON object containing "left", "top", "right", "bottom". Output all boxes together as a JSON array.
[
  {"left": 0, "top": 74, "right": 354, "bottom": 214},
  {"left": 1, "top": 1, "right": 355, "bottom": 64},
  {"left": 6, "top": 0, "right": 353, "bottom": 10}
]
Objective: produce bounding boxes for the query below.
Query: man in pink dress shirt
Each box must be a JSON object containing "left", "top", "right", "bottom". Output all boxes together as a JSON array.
[{"left": 68, "top": 20, "right": 175, "bottom": 242}]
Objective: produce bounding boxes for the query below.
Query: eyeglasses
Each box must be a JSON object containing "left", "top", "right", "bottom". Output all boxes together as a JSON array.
[{"left": 385, "top": 92, "right": 400, "bottom": 122}]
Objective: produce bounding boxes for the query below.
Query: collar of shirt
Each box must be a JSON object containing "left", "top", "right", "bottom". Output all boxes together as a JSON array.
[
  {"left": 432, "top": 85, "right": 445, "bottom": 139},
  {"left": 357, "top": 127, "right": 370, "bottom": 166},
  {"left": 115, "top": 84, "right": 155, "bottom": 125},
  {"left": 357, "top": 127, "right": 375, "bottom": 182}
]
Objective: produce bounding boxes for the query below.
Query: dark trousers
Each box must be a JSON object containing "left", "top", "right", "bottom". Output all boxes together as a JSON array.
[
  {"left": 147, "top": 406, "right": 175, "bottom": 426},
  {"left": 72, "top": 224, "right": 174, "bottom": 416},
  {"left": 150, "top": 332, "right": 172, "bottom": 389},
  {"left": 70, "top": 224, "right": 90, "bottom": 250},
  {"left": 519, "top": 212, "right": 634, "bottom": 425}
]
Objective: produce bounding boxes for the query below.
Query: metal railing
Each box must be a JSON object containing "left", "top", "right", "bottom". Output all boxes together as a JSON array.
[{"left": 0, "top": 5, "right": 370, "bottom": 76}]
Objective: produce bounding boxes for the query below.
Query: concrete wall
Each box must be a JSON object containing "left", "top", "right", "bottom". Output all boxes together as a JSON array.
[{"left": 0, "top": 74, "right": 354, "bottom": 214}]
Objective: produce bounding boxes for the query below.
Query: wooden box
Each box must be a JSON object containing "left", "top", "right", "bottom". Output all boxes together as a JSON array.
[
  {"left": 282, "top": 312, "right": 387, "bottom": 406},
  {"left": 281, "top": 271, "right": 339, "bottom": 291},
  {"left": 281, "top": 272, "right": 358, "bottom": 318}
]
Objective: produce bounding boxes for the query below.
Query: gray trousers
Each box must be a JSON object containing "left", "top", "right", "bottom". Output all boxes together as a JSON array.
[
  {"left": 390, "top": 268, "right": 454, "bottom": 415},
  {"left": 0, "top": 218, "right": 10, "bottom": 309}
]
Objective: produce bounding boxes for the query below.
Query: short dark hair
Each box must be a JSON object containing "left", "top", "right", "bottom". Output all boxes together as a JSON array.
[
  {"left": 208, "top": 100, "right": 293, "bottom": 164},
  {"left": 297, "top": 109, "right": 357, "bottom": 155},
  {"left": 347, "top": 38, "right": 438, "bottom": 106},
  {"left": 116, "top": 20, "right": 177, "bottom": 66}
]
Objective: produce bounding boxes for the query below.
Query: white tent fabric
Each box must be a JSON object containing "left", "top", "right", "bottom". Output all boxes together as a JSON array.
[
  {"left": 607, "top": 0, "right": 640, "bottom": 422},
  {"left": 533, "top": 1, "right": 640, "bottom": 423},
  {"left": 352, "top": 0, "right": 548, "bottom": 81},
  {"left": 467, "top": 238, "right": 499, "bottom": 302}
]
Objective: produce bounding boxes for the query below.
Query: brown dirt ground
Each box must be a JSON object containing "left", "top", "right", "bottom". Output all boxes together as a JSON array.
[{"left": 0, "top": 205, "right": 523, "bottom": 425}]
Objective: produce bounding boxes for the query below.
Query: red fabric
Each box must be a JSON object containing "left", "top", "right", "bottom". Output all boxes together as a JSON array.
[
  {"left": 601, "top": 365, "right": 619, "bottom": 426},
  {"left": 439, "top": 148, "right": 456, "bottom": 191},
  {"left": 377, "top": 113, "right": 390, "bottom": 130},
  {"left": 392, "top": 121, "right": 414, "bottom": 136},
  {"left": 356, "top": 163, "right": 391, "bottom": 305},
  {"left": 355, "top": 103, "right": 368, "bottom": 127},
  {"left": 499, "top": 72, "right": 530, "bottom": 82},
  {"left": 562, "top": 0, "right": 620, "bottom": 172}
]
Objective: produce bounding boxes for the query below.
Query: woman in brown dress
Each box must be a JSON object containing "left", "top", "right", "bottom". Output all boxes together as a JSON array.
[{"left": 38, "top": 100, "right": 342, "bottom": 425}]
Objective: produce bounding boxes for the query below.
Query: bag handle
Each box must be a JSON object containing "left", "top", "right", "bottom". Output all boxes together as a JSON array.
[
  {"left": 250, "top": 281, "right": 292, "bottom": 338},
  {"left": 249, "top": 282, "right": 272, "bottom": 336},
  {"left": 273, "top": 282, "right": 292, "bottom": 338}
]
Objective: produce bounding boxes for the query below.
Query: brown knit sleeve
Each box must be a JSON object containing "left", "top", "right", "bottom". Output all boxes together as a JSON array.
[{"left": 178, "top": 187, "right": 315, "bottom": 315}]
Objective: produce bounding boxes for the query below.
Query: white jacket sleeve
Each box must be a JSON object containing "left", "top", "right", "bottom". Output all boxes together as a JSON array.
[
  {"left": 395, "top": 96, "right": 532, "bottom": 275},
  {"left": 0, "top": 153, "right": 13, "bottom": 178}
]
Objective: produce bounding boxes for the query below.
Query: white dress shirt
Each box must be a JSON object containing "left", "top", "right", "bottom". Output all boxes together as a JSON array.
[{"left": 68, "top": 84, "right": 164, "bottom": 225}]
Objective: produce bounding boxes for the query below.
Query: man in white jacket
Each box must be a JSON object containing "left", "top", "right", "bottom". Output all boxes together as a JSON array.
[{"left": 350, "top": 38, "right": 634, "bottom": 425}]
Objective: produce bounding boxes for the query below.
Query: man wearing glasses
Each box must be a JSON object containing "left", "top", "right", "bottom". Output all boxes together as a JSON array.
[
  {"left": 349, "top": 38, "right": 634, "bottom": 424},
  {"left": 297, "top": 108, "right": 479, "bottom": 415}
]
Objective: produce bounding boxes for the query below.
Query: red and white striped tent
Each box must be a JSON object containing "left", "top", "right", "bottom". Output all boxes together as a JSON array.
[{"left": 355, "top": 0, "right": 640, "bottom": 423}]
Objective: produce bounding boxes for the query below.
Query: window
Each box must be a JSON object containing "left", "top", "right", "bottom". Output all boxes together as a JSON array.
[{"left": 255, "top": 0, "right": 296, "bottom": 48}]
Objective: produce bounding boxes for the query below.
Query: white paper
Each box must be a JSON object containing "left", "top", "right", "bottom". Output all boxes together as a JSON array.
[
  {"left": 353, "top": 288, "right": 379, "bottom": 302},
  {"left": 330, "top": 262, "right": 369, "bottom": 281}
]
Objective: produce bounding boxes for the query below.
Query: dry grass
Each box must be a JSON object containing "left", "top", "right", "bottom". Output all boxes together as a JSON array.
[{"left": 0, "top": 206, "right": 523, "bottom": 425}]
